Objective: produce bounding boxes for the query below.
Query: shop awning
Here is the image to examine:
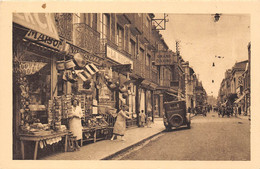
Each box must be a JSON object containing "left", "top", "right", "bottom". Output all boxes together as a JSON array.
[
  {"left": 149, "top": 82, "right": 158, "bottom": 90},
  {"left": 166, "top": 92, "right": 185, "bottom": 101},
  {"left": 123, "top": 79, "right": 136, "bottom": 85},
  {"left": 140, "top": 80, "right": 158, "bottom": 90},
  {"left": 13, "top": 13, "right": 59, "bottom": 40},
  {"left": 234, "top": 93, "right": 246, "bottom": 104},
  {"left": 141, "top": 80, "right": 151, "bottom": 87}
]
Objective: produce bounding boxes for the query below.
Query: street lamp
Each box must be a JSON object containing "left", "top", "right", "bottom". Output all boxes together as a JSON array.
[{"left": 214, "top": 13, "right": 221, "bottom": 22}]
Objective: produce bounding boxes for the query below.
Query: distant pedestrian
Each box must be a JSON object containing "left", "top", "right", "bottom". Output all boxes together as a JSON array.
[
  {"left": 146, "top": 112, "right": 152, "bottom": 128},
  {"left": 234, "top": 105, "right": 238, "bottom": 117},
  {"left": 218, "top": 106, "right": 221, "bottom": 117},
  {"left": 111, "top": 105, "right": 131, "bottom": 141},
  {"left": 140, "top": 110, "right": 146, "bottom": 127},
  {"left": 238, "top": 106, "right": 242, "bottom": 115},
  {"left": 188, "top": 107, "right": 191, "bottom": 114}
]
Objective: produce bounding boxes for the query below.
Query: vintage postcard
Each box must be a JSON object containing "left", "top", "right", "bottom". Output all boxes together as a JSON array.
[{"left": 0, "top": 1, "right": 260, "bottom": 169}]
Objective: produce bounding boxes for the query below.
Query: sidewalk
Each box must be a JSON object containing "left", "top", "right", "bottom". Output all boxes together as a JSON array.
[
  {"left": 41, "top": 118, "right": 165, "bottom": 160},
  {"left": 236, "top": 114, "right": 250, "bottom": 120}
]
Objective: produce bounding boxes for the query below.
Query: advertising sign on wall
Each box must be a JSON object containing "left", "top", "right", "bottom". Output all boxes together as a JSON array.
[
  {"left": 155, "top": 51, "right": 175, "bottom": 65},
  {"left": 106, "top": 45, "right": 133, "bottom": 69}
]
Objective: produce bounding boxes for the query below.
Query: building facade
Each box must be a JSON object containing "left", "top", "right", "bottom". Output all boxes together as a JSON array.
[{"left": 13, "top": 13, "right": 198, "bottom": 159}]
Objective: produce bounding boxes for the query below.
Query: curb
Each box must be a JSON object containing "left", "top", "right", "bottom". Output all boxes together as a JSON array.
[
  {"left": 101, "top": 130, "right": 164, "bottom": 160},
  {"left": 235, "top": 116, "right": 250, "bottom": 120}
]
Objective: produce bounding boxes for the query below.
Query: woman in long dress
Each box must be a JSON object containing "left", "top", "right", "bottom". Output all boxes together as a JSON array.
[
  {"left": 68, "top": 98, "right": 83, "bottom": 150},
  {"left": 111, "top": 105, "right": 131, "bottom": 141}
]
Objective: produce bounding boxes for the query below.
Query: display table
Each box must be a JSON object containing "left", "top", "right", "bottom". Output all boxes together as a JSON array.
[
  {"left": 81, "top": 127, "right": 113, "bottom": 146},
  {"left": 19, "top": 131, "right": 69, "bottom": 160}
]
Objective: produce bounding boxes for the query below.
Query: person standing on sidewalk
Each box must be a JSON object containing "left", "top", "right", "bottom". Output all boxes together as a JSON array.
[
  {"left": 140, "top": 110, "right": 146, "bottom": 127},
  {"left": 111, "top": 105, "right": 132, "bottom": 141},
  {"left": 68, "top": 98, "right": 83, "bottom": 150}
]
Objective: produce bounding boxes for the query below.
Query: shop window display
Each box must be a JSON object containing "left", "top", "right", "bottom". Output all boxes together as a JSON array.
[{"left": 14, "top": 51, "right": 52, "bottom": 126}]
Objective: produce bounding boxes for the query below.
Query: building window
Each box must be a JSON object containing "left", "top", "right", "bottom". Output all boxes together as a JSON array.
[
  {"left": 130, "top": 39, "right": 136, "bottom": 58},
  {"left": 146, "top": 17, "right": 149, "bottom": 27},
  {"left": 100, "top": 13, "right": 110, "bottom": 39},
  {"left": 117, "top": 24, "right": 124, "bottom": 50},
  {"left": 92, "top": 13, "right": 98, "bottom": 30},
  {"left": 74, "top": 13, "right": 85, "bottom": 24},
  {"left": 146, "top": 53, "right": 151, "bottom": 66},
  {"left": 85, "top": 13, "right": 91, "bottom": 26},
  {"left": 139, "top": 48, "right": 145, "bottom": 60}
]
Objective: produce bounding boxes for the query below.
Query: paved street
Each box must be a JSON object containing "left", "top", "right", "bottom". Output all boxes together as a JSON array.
[{"left": 118, "top": 111, "right": 250, "bottom": 160}]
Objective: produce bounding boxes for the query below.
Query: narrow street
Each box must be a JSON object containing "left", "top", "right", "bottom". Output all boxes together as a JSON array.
[
  {"left": 117, "top": 111, "right": 250, "bottom": 160},
  {"left": 9, "top": 11, "right": 252, "bottom": 166}
]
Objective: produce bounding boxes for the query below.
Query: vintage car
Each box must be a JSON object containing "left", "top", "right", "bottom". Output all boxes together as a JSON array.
[{"left": 163, "top": 100, "right": 191, "bottom": 131}]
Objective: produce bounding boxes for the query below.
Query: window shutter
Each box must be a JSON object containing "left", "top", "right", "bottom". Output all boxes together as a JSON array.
[
  {"left": 125, "top": 25, "right": 129, "bottom": 54},
  {"left": 111, "top": 14, "right": 116, "bottom": 43}
]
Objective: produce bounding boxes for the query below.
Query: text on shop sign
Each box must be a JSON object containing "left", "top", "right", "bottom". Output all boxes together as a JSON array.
[
  {"left": 155, "top": 52, "right": 174, "bottom": 65},
  {"left": 25, "top": 30, "right": 62, "bottom": 50}
]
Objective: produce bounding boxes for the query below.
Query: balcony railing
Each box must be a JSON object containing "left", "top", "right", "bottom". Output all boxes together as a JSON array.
[
  {"left": 125, "top": 13, "right": 143, "bottom": 35},
  {"left": 133, "top": 58, "right": 143, "bottom": 78},
  {"left": 100, "top": 38, "right": 131, "bottom": 59},
  {"left": 74, "top": 23, "right": 100, "bottom": 54},
  {"left": 144, "top": 65, "right": 150, "bottom": 79},
  {"left": 151, "top": 69, "right": 158, "bottom": 84},
  {"left": 100, "top": 38, "right": 117, "bottom": 53},
  {"left": 54, "top": 13, "right": 73, "bottom": 41}
]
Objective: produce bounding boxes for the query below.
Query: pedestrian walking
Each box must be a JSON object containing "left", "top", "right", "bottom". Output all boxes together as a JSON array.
[
  {"left": 111, "top": 105, "right": 132, "bottom": 141},
  {"left": 218, "top": 106, "right": 221, "bottom": 117},
  {"left": 226, "top": 106, "right": 231, "bottom": 117},
  {"left": 140, "top": 110, "right": 146, "bottom": 127},
  {"left": 234, "top": 104, "right": 238, "bottom": 117},
  {"left": 188, "top": 107, "right": 191, "bottom": 114},
  {"left": 238, "top": 106, "right": 242, "bottom": 115},
  {"left": 68, "top": 98, "right": 83, "bottom": 150},
  {"left": 222, "top": 106, "right": 226, "bottom": 117},
  {"left": 203, "top": 106, "right": 207, "bottom": 117}
]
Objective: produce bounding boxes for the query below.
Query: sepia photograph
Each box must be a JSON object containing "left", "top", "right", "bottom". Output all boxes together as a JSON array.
[{"left": 1, "top": 1, "right": 260, "bottom": 169}]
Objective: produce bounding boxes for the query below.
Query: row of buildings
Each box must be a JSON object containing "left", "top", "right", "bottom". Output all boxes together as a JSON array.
[
  {"left": 13, "top": 13, "right": 207, "bottom": 158},
  {"left": 217, "top": 42, "right": 251, "bottom": 116}
]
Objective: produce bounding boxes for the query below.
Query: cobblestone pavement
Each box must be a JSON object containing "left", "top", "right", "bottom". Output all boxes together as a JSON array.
[{"left": 119, "top": 111, "right": 250, "bottom": 160}]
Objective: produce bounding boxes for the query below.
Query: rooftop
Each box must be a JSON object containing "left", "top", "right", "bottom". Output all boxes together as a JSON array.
[{"left": 232, "top": 60, "right": 248, "bottom": 73}]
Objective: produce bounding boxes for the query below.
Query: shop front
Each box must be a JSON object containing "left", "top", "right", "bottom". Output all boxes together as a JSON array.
[
  {"left": 13, "top": 13, "right": 116, "bottom": 160},
  {"left": 138, "top": 80, "right": 157, "bottom": 123},
  {"left": 13, "top": 13, "right": 66, "bottom": 159},
  {"left": 105, "top": 45, "right": 137, "bottom": 127},
  {"left": 153, "top": 87, "right": 179, "bottom": 118}
]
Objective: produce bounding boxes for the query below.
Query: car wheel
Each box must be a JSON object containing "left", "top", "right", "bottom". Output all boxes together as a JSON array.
[{"left": 169, "top": 114, "right": 183, "bottom": 127}]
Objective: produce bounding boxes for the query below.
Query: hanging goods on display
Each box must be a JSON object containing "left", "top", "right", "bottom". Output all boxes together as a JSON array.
[{"left": 73, "top": 53, "right": 86, "bottom": 69}]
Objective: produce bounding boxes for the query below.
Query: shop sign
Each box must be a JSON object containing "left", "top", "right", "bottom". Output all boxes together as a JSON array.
[
  {"left": 13, "top": 13, "right": 59, "bottom": 40},
  {"left": 17, "top": 61, "right": 48, "bottom": 75},
  {"left": 25, "top": 30, "right": 62, "bottom": 50},
  {"left": 69, "top": 44, "right": 102, "bottom": 66},
  {"left": 106, "top": 45, "right": 133, "bottom": 69},
  {"left": 112, "top": 64, "right": 131, "bottom": 72},
  {"left": 155, "top": 51, "right": 174, "bottom": 65}
]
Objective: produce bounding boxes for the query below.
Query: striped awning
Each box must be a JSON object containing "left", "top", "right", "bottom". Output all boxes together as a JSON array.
[{"left": 234, "top": 93, "right": 246, "bottom": 104}]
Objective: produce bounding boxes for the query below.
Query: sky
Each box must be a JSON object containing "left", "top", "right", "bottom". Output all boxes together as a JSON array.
[{"left": 154, "top": 14, "right": 250, "bottom": 98}]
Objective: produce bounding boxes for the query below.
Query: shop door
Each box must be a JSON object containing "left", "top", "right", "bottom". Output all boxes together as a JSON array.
[
  {"left": 140, "top": 89, "right": 145, "bottom": 113},
  {"left": 154, "top": 95, "right": 159, "bottom": 117}
]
